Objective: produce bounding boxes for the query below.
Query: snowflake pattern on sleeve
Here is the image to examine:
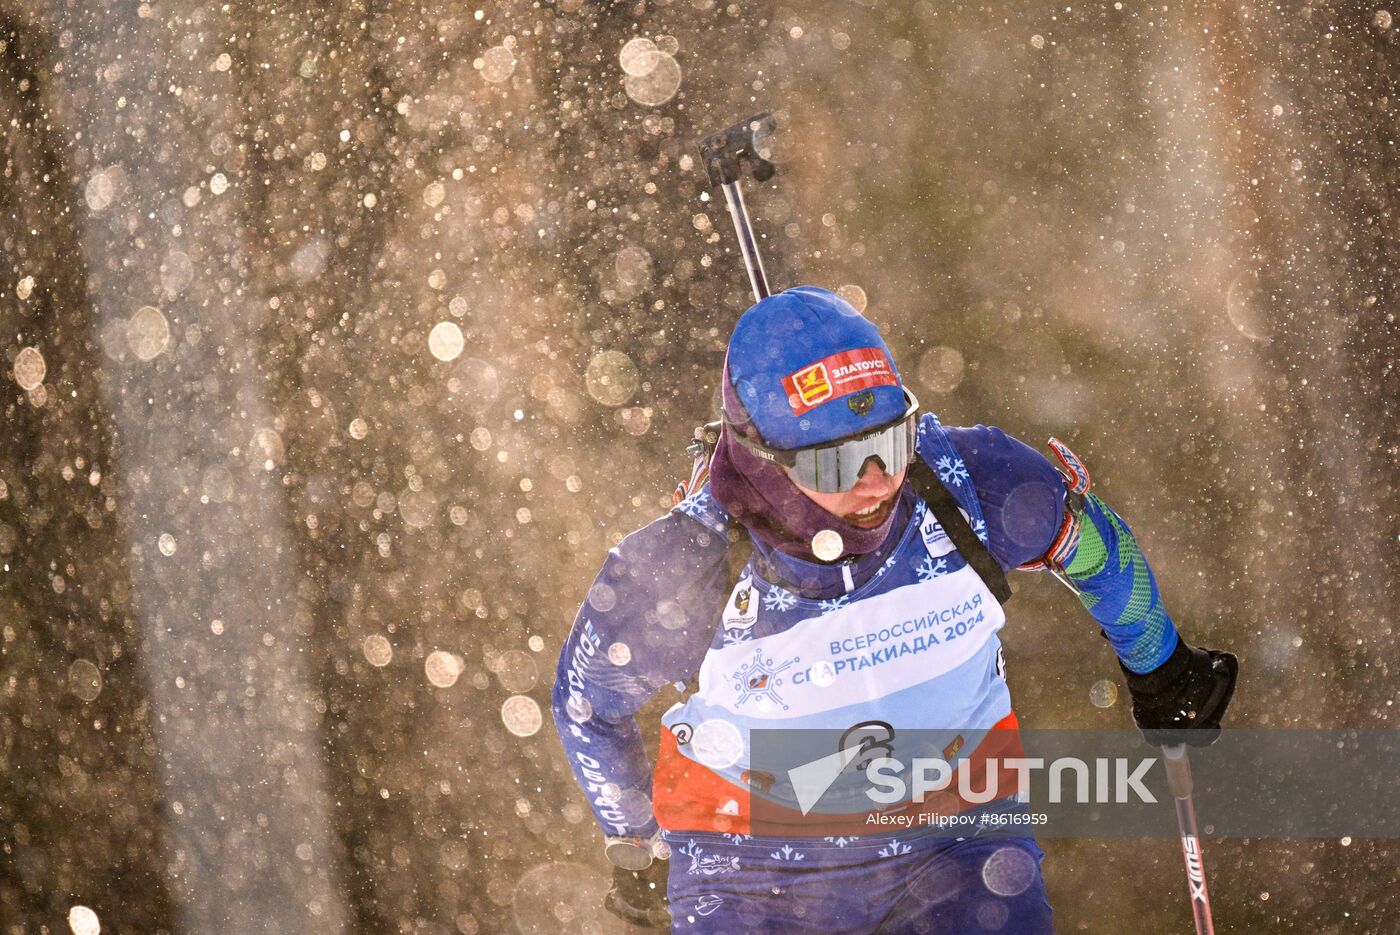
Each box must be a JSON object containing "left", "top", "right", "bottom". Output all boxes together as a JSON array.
[
  {"left": 935, "top": 454, "right": 970, "bottom": 487},
  {"left": 674, "top": 489, "right": 711, "bottom": 520}
]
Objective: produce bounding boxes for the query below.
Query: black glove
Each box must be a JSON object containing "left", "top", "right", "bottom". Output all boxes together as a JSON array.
[
  {"left": 604, "top": 860, "right": 670, "bottom": 930},
  {"left": 1122, "top": 637, "right": 1238, "bottom": 747}
]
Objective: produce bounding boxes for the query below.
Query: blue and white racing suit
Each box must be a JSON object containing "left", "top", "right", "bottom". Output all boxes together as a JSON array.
[{"left": 553, "top": 416, "right": 1179, "bottom": 933}]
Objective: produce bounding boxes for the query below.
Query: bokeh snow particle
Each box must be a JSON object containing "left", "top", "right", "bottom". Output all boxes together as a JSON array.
[
  {"left": 982, "top": 845, "right": 1039, "bottom": 896},
  {"left": 585, "top": 350, "right": 639, "bottom": 407},
  {"left": 85, "top": 172, "right": 114, "bottom": 211},
  {"left": 1225, "top": 272, "right": 1272, "bottom": 341},
  {"left": 398, "top": 487, "right": 437, "bottom": 529},
  {"left": 160, "top": 251, "right": 194, "bottom": 297},
  {"left": 501, "top": 694, "right": 543, "bottom": 737},
  {"left": 446, "top": 358, "right": 500, "bottom": 411},
  {"left": 564, "top": 694, "right": 592, "bottom": 725},
  {"left": 290, "top": 240, "right": 329, "bottom": 282},
  {"left": 692, "top": 719, "right": 744, "bottom": 770},
  {"left": 494, "top": 651, "right": 538, "bottom": 692},
  {"left": 837, "top": 283, "right": 867, "bottom": 313},
  {"left": 624, "top": 51, "right": 682, "bottom": 107},
  {"left": 425, "top": 651, "right": 463, "bottom": 688},
  {"left": 126, "top": 306, "right": 171, "bottom": 361},
  {"left": 587, "top": 582, "right": 617, "bottom": 612},
  {"left": 69, "top": 660, "right": 103, "bottom": 702},
  {"left": 363, "top": 635, "right": 393, "bottom": 667},
  {"left": 616, "top": 406, "right": 651, "bottom": 436},
  {"left": 429, "top": 321, "right": 465, "bottom": 361},
  {"left": 13, "top": 346, "right": 46, "bottom": 391},
  {"left": 619, "top": 37, "right": 658, "bottom": 75},
  {"left": 614, "top": 244, "right": 653, "bottom": 287},
  {"left": 918, "top": 346, "right": 966, "bottom": 394},
  {"left": 202, "top": 465, "right": 234, "bottom": 503},
  {"left": 811, "top": 529, "right": 844, "bottom": 562},
  {"left": 1089, "top": 679, "right": 1118, "bottom": 708},
  {"left": 477, "top": 46, "right": 516, "bottom": 83},
  {"left": 67, "top": 906, "right": 100, "bottom": 935}
]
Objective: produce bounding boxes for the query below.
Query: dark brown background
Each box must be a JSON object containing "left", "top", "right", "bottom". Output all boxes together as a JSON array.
[{"left": 2, "top": 1, "right": 1395, "bottom": 931}]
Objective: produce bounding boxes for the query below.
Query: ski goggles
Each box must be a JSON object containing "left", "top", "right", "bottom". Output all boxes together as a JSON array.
[{"left": 726, "top": 388, "right": 920, "bottom": 493}]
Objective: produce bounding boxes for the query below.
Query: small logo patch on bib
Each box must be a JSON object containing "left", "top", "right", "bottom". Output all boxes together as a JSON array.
[{"left": 723, "top": 576, "right": 758, "bottom": 631}]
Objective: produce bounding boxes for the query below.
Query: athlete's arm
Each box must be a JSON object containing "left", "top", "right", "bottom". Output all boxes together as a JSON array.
[
  {"left": 551, "top": 506, "right": 730, "bottom": 839},
  {"left": 946, "top": 424, "right": 1178, "bottom": 672},
  {"left": 949, "top": 425, "right": 1237, "bottom": 742}
]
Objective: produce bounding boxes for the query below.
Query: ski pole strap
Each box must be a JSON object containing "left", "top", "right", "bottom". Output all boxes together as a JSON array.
[{"left": 906, "top": 455, "right": 1013, "bottom": 605}]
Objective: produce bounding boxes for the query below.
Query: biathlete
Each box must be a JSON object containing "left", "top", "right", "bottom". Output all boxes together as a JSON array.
[{"left": 553, "top": 285, "right": 1238, "bottom": 933}]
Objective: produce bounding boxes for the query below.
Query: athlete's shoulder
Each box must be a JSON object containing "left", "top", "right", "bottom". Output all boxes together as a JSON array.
[
  {"left": 941, "top": 423, "right": 1067, "bottom": 568},
  {"left": 943, "top": 424, "right": 1055, "bottom": 481},
  {"left": 915, "top": 416, "right": 1057, "bottom": 494},
  {"left": 595, "top": 484, "right": 734, "bottom": 611},
  {"left": 609, "top": 492, "right": 731, "bottom": 577}
]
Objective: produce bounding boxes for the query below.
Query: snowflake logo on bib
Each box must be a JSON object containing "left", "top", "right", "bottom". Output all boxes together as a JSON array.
[
  {"left": 762, "top": 587, "right": 797, "bottom": 613},
  {"left": 730, "top": 649, "right": 798, "bottom": 711},
  {"left": 916, "top": 556, "right": 948, "bottom": 582}
]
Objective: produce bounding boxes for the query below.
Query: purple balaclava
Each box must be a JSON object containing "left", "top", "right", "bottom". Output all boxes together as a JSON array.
[{"left": 708, "top": 286, "right": 909, "bottom": 563}]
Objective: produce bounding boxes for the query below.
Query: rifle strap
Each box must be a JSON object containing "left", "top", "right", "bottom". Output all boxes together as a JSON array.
[{"left": 905, "top": 455, "right": 1012, "bottom": 604}]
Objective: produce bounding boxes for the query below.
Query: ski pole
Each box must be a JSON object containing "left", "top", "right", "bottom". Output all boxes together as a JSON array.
[
  {"left": 698, "top": 112, "right": 778, "bottom": 303},
  {"left": 1162, "top": 744, "right": 1216, "bottom": 935}
]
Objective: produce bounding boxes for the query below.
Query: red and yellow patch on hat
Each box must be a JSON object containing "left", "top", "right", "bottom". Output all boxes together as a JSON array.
[{"left": 782, "top": 347, "right": 898, "bottom": 416}]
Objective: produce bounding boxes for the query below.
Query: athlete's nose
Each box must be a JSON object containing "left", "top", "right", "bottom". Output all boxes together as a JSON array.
[{"left": 854, "top": 458, "right": 896, "bottom": 496}]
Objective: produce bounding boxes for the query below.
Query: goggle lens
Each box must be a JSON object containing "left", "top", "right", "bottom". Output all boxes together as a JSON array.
[{"left": 727, "top": 389, "right": 920, "bottom": 494}]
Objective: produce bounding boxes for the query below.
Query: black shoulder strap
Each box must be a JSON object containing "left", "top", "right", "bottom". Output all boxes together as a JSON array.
[{"left": 906, "top": 455, "right": 1013, "bottom": 605}]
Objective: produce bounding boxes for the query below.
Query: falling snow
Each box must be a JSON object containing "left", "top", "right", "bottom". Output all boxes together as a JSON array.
[{"left": 1, "top": 3, "right": 1394, "bottom": 933}]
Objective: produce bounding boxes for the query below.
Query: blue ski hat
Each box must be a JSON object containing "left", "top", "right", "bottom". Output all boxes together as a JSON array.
[{"left": 724, "top": 286, "right": 906, "bottom": 449}]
